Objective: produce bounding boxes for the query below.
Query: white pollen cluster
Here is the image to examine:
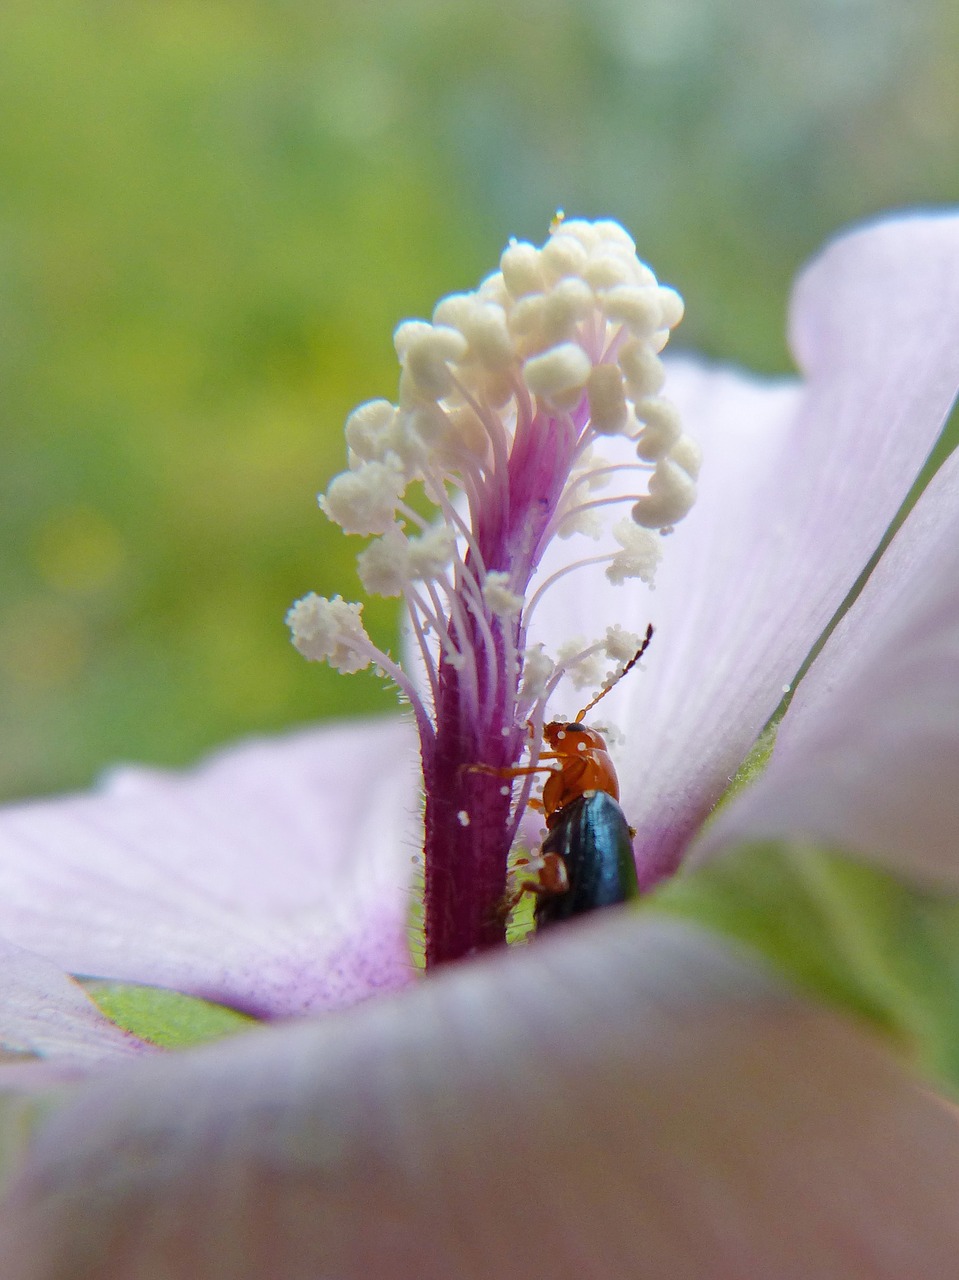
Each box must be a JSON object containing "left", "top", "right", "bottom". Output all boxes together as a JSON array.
[
  {"left": 288, "top": 216, "right": 701, "bottom": 757},
  {"left": 286, "top": 595, "right": 372, "bottom": 674},
  {"left": 604, "top": 624, "right": 646, "bottom": 664},
  {"left": 483, "top": 571, "right": 525, "bottom": 619}
]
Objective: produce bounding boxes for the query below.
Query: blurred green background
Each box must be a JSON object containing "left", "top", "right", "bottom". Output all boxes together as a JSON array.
[{"left": 2, "top": 0, "right": 958, "bottom": 801}]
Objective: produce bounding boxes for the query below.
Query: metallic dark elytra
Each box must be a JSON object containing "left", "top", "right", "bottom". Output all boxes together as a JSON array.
[{"left": 534, "top": 789, "right": 639, "bottom": 929}]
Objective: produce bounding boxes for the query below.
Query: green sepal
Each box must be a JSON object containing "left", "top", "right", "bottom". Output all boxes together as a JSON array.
[{"left": 82, "top": 980, "right": 258, "bottom": 1049}]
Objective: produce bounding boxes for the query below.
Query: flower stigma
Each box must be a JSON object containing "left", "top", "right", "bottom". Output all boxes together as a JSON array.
[{"left": 287, "top": 216, "right": 698, "bottom": 968}]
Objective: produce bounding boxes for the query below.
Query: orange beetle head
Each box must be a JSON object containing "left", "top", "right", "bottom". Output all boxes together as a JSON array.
[{"left": 543, "top": 721, "right": 608, "bottom": 755}]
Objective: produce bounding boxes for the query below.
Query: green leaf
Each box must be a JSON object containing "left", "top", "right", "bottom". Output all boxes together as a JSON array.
[
  {"left": 82, "top": 981, "right": 257, "bottom": 1049},
  {"left": 647, "top": 839, "right": 959, "bottom": 1093}
]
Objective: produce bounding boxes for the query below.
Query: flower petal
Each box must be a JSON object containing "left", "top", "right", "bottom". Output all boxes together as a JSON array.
[
  {"left": 0, "top": 718, "right": 420, "bottom": 1018},
  {"left": 529, "top": 212, "right": 959, "bottom": 884},
  {"left": 3, "top": 914, "right": 959, "bottom": 1278},
  {"left": 696, "top": 441, "right": 959, "bottom": 889},
  {"left": 0, "top": 938, "right": 148, "bottom": 1067}
]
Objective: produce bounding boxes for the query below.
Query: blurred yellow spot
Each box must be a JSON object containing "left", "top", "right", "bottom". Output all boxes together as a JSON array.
[
  {"left": 0, "top": 597, "right": 89, "bottom": 689},
  {"left": 32, "top": 506, "right": 126, "bottom": 595}
]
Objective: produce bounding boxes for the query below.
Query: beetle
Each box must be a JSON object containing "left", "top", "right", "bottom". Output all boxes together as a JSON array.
[{"left": 505, "top": 623, "right": 653, "bottom": 930}]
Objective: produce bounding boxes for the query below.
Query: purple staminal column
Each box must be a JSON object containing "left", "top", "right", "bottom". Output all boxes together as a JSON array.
[{"left": 288, "top": 216, "right": 700, "bottom": 968}]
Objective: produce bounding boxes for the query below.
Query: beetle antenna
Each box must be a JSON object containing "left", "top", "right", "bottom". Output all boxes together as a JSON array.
[{"left": 574, "top": 623, "right": 653, "bottom": 722}]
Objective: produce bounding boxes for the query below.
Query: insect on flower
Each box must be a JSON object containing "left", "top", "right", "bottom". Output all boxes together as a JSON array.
[
  {"left": 287, "top": 216, "right": 700, "bottom": 968},
  {"left": 496, "top": 624, "right": 653, "bottom": 930}
]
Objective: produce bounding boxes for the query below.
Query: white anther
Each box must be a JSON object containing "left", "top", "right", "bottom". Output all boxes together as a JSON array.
[
  {"left": 357, "top": 521, "right": 454, "bottom": 597},
  {"left": 432, "top": 292, "right": 474, "bottom": 328},
  {"left": 520, "top": 644, "right": 555, "bottom": 703},
  {"left": 669, "top": 434, "right": 702, "bottom": 479},
  {"left": 396, "top": 366, "right": 421, "bottom": 411},
  {"left": 631, "top": 459, "right": 697, "bottom": 530},
  {"left": 356, "top": 527, "right": 410, "bottom": 597},
  {"left": 477, "top": 370, "right": 516, "bottom": 409},
  {"left": 344, "top": 399, "right": 399, "bottom": 464},
  {"left": 320, "top": 461, "right": 406, "bottom": 535},
  {"left": 562, "top": 646, "right": 606, "bottom": 691},
  {"left": 408, "top": 525, "right": 457, "bottom": 580},
  {"left": 393, "top": 320, "right": 432, "bottom": 358},
  {"left": 523, "top": 342, "right": 592, "bottom": 399},
  {"left": 508, "top": 292, "right": 549, "bottom": 338},
  {"left": 286, "top": 594, "right": 372, "bottom": 673},
  {"left": 444, "top": 403, "right": 492, "bottom": 464},
  {"left": 463, "top": 303, "right": 514, "bottom": 369},
  {"left": 403, "top": 326, "right": 469, "bottom": 399},
  {"left": 500, "top": 241, "right": 546, "bottom": 298},
  {"left": 426, "top": 327, "right": 468, "bottom": 360},
  {"left": 600, "top": 285, "right": 663, "bottom": 335},
  {"left": 619, "top": 341, "right": 666, "bottom": 397},
  {"left": 407, "top": 402, "right": 453, "bottom": 450},
  {"left": 604, "top": 624, "right": 644, "bottom": 663},
  {"left": 540, "top": 231, "right": 589, "bottom": 281},
  {"left": 634, "top": 397, "right": 683, "bottom": 460},
  {"left": 592, "top": 219, "right": 637, "bottom": 252},
  {"left": 657, "top": 286, "right": 685, "bottom": 329},
  {"left": 477, "top": 271, "right": 509, "bottom": 306},
  {"left": 606, "top": 518, "right": 661, "bottom": 584},
  {"left": 582, "top": 251, "right": 636, "bottom": 292},
  {"left": 555, "top": 219, "right": 602, "bottom": 250},
  {"left": 634, "top": 262, "right": 658, "bottom": 287},
  {"left": 587, "top": 364, "right": 629, "bottom": 435},
  {"left": 539, "top": 277, "right": 595, "bottom": 343},
  {"left": 483, "top": 570, "right": 524, "bottom": 619}
]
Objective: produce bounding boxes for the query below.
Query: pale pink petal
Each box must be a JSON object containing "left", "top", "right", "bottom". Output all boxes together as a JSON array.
[
  {"left": 696, "top": 442, "right": 959, "bottom": 888},
  {"left": 529, "top": 212, "right": 959, "bottom": 885},
  {"left": 0, "top": 718, "right": 420, "bottom": 1018},
  {"left": 0, "top": 939, "right": 149, "bottom": 1067},
  {"left": 2, "top": 914, "right": 959, "bottom": 1278}
]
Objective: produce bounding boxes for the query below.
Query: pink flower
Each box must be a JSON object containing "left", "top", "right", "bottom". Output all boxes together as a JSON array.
[{"left": 2, "top": 211, "right": 959, "bottom": 1277}]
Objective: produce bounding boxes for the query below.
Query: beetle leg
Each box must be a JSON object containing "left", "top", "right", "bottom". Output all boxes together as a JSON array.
[
  {"left": 467, "top": 757, "right": 562, "bottom": 778},
  {"left": 513, "top": 850, "right": 568, "bottom": 898}
]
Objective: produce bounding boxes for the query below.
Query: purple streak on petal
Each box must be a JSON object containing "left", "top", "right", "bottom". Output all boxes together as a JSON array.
[
  {"left": 527, "top": 212, "right": 959, "bottom": 886},
  {"left": 4, "top": 915, "right": 959, "bottom": 1278},
  {"left": 0, "top": 938, "right": 150, "bottom": 1068},
  {"left": 0, "top": 718, "right": 421, "bottom": 1018},
  {"left": 695, "top": 443, "right": 959, "bottom": 888}
]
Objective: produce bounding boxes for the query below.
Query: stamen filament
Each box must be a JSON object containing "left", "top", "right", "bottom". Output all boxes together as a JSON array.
[{"left": 524, "top": 553, "right": 618, "bottom": 625}]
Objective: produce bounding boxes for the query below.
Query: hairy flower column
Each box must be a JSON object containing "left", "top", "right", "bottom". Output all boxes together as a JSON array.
[
  {"left": 423, "top": 390, "right": 571, "bottom": 964},
  {"left": 288, "top": 218, "right": 699, "bottom": 967}
]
